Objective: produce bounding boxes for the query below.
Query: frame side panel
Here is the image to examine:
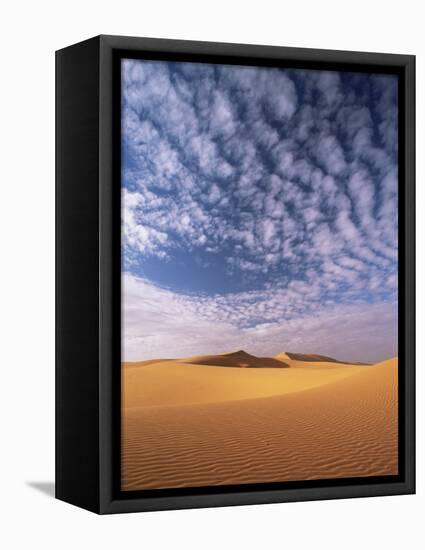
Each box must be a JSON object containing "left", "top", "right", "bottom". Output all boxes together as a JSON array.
[
  {"left": 403, "top": 56, "right": 416, "bottom": 492},
  {"left": 98, "top": 36, "right": 117, "bottom": 513},
  {"left": 56, "top": 37, "right": 101, "bottom": 513}
]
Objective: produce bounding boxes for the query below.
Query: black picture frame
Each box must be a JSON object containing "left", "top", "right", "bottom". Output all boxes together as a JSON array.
[{"left": 56, "top": 35, "right": 415, "bottom": 514}]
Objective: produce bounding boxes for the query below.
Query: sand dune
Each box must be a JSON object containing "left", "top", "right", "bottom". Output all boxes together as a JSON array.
[
  {"left": 124, "top": 358, "right": 171, "bottom": 368},
  {"left": 122, "top": 358, "right": 367, "bottom": 408},
  {"left": 285, "top": 352, "right": 345, "bottom": 363},
  {"left": 122, "top": 354, "right": 398, "bottom": 491},
  {"left": 278, "top": 352, "right": 370, "bottom": 365},
  {"left": 181, "top": 350, "right": 289, "bottom": 368}
]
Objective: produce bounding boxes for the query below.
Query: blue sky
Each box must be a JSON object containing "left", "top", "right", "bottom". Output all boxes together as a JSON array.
[{"left": 121, "top": 58, "right": 398, "bottom": 362}]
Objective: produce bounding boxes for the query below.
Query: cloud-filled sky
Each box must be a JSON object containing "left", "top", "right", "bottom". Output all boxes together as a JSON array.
[{"left": 121, "top": 58, "right": 398, "bottom": 363}]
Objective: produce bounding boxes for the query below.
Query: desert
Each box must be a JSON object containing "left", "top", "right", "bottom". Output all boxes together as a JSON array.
[{"left": 122, "top": 351, "right": 398, "bottom": 491}]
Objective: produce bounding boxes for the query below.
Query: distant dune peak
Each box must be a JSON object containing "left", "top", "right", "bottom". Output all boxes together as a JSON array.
[
  {"left": 279, "top": 352, "right": 370, "bottom": 365},
  {"left": 182, "top": 350, "right": 290, "bottom": 368},
  {"left": 275, "top": 352, "right": 290, "bottom": 361},
  {"left": 284, "top": 352, "right": 341, "bottom": 363},
  {"left": 222, "top": 350, "right": 254, "bottom": 358}
]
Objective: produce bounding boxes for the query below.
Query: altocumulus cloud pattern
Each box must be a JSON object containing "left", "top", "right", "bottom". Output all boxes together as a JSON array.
[{"left": 121, "top": 59, "right": 398, "bottom": 363}]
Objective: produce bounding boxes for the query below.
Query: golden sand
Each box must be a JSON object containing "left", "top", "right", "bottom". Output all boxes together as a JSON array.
[{"left": 121, "top": 354, "right": 398, "bottom": 491}]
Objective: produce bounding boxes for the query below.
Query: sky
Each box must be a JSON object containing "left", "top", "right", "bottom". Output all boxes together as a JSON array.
[{"left": 121, "top": 58, "right": 398, "bottom": 363}]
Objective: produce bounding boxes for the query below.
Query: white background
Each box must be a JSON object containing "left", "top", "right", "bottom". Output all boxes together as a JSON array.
[{"left": 0, "top": 1, "right": 422, "bottom": 548}]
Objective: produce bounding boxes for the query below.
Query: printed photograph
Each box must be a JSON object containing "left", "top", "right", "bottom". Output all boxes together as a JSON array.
[{"left": 120, "top": 58, "right": 399, "bottom": 491}]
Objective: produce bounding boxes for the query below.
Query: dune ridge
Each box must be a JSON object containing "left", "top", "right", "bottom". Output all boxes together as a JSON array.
[
  {"left": 180, "top": 350, "right": 290, "bottom": 368},
  {"left": 122, "top": 353, "right": 398, "bottom": 491},
  {"left": 278, "top": 351, "right": 370, "bottom": 365}
]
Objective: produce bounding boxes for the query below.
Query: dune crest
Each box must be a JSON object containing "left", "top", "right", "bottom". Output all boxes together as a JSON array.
[
  {"left": 180, "top": 350, "right": 290, "bottom": 368},
  {"left": 281, "top": 351, "right": 370, "bottom": 365}
]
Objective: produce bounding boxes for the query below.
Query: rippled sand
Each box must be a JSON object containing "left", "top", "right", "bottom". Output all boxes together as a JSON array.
[{"left": 121, "top": 354, "right": 398, "bottom": 491}]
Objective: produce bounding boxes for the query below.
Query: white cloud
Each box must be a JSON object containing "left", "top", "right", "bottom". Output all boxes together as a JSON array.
[
  {"left": 123, "top": 274, "right": 397, "bottom": 364},
  {"left": 315, "top": 135, "right": 347, "bottom": 175},
  {"left": 316, "top": 71, "right": 342, "bottom": 108}
]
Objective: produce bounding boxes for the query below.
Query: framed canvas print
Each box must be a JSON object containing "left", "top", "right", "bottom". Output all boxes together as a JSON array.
[{"left": 56, "top": 35, "right": 415, "bottom": 514}]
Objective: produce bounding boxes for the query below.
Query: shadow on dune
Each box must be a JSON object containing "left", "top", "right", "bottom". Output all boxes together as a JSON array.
[
  {"left": 285, "top": 352, "right": 370, "bottom": 365},
  {"left": 184, "top": 350, "right": 290, "bottom": 368}
]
